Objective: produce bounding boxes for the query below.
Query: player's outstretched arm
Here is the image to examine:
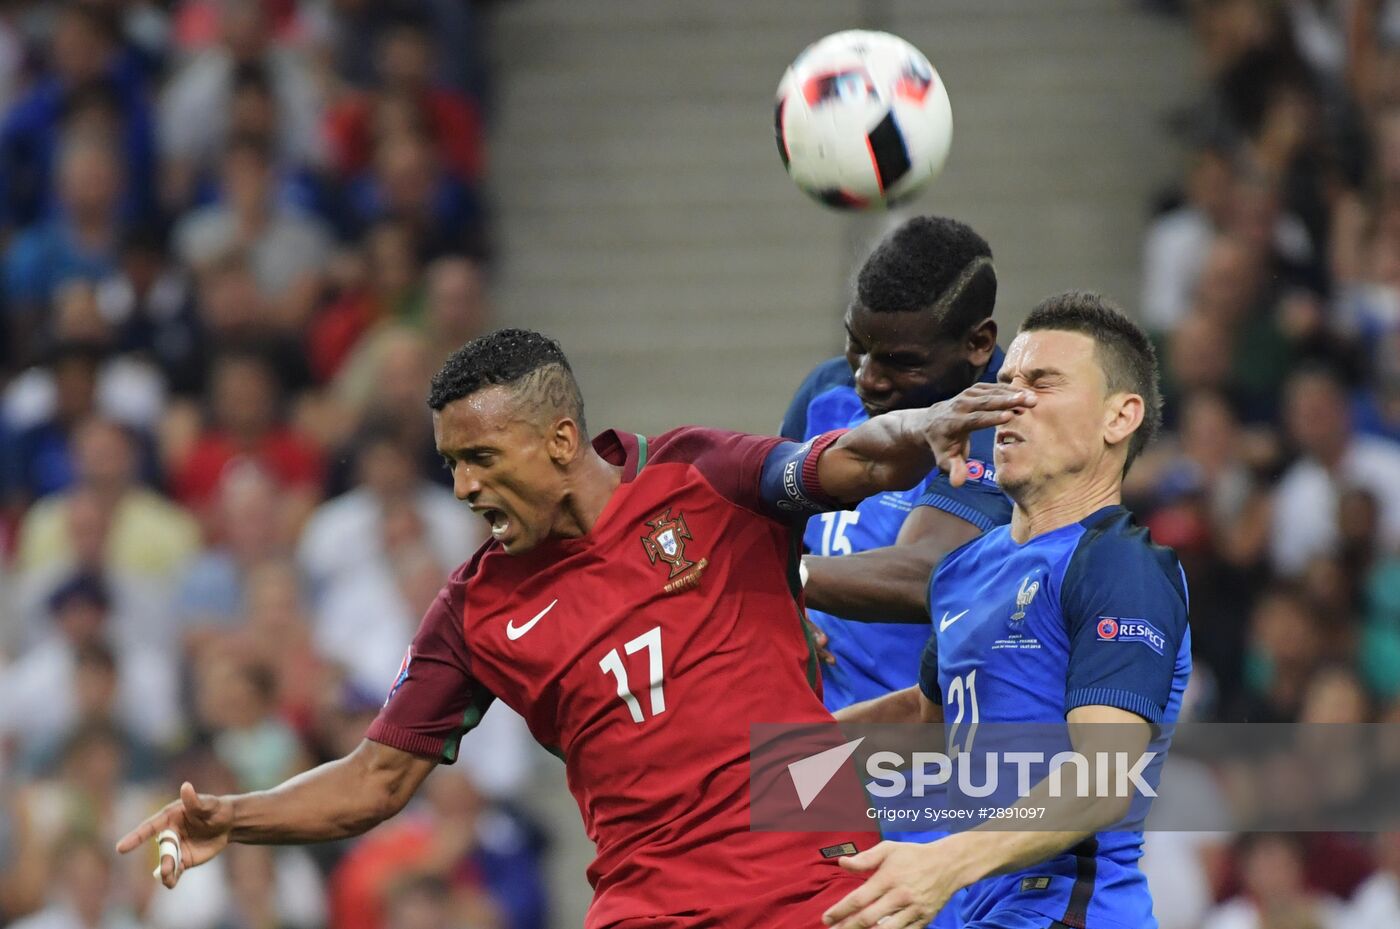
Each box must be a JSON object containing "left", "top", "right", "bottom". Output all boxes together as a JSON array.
[
  {"left": 116, "top": 738, "right": 436, "bottom": 889},
  {"left": 832, "top": 685, "right": 939, "bottom": 724},
  {"left": 817, "top": 383, "right": 1032, "bottom": 505}
]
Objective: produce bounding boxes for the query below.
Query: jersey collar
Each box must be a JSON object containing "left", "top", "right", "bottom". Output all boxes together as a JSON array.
[{"left": 591, "top": 429, "right": 644, "bottom": 482}]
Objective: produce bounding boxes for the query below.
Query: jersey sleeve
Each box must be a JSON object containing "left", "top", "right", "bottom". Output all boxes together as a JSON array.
[
  {"left": 915, "top": 474, "right": 1012, "bottom": 532},
  {"left": 1060, "top": 529, "right": 1189, "bottom": 724},
  {"left": 653, "top": 426, "right": 848, "bottom": 520},
  {"left": 366, "top": 581, "right": 493, "bottom": 764}
]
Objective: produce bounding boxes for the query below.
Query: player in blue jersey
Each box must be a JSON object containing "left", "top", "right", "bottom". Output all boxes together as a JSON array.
[
  {"left": 783, "top": 215, "right": 1009, "bottom": 929},
  {"left": 781, "top": 216, "right": 1011, "bottom": 713},
  {"left": 823, "top": 292, "right": 1190, "bottom": 929}
]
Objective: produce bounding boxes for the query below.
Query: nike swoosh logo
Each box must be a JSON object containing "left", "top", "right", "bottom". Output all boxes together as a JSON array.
[
  {"left": 939, "top": 609, "right": 969, "bottom": 633},
  {"left": 506, "top": 599, "right": 558, "bottom": 640}
]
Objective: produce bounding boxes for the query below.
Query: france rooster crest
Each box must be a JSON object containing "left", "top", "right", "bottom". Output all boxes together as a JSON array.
[{"left": 1011, "top": 575, "right": 1040, "bottom": 622}]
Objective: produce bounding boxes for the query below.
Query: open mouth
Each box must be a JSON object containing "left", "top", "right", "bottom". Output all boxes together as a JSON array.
[
  {"left": 476, "top": 507, "right": 510, "bottom": 539},
  {"left": 996, "top": 430, "right": 1025, "bottom": 447}
]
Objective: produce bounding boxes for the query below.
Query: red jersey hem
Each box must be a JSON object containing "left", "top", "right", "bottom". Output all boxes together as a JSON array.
[{"left": 365, "top": 720, "right": 446, "bottom": 761}]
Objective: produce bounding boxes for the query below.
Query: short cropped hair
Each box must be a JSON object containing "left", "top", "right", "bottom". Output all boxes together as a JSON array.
[
  {"left": 428, "top": 328, "right": 586, "bottom": 432},
  {"left": 855, "top": 216, "right": 997, "bottom": 339},
  {"left": 1021, "top": 291, "right": 1163, "bottom": 472}
]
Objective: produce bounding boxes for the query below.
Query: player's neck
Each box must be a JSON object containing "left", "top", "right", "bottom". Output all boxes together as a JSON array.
[
  {"left": 1008, "top": 472, "right": 1122, "bottom": 543},
  {"left": 553, "top": 449, "right": 625, "bottom": 538}
]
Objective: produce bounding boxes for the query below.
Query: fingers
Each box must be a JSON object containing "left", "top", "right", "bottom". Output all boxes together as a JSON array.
[
  {"left": 949, "top": 409, "right": 1017, "bottom": 432},
  {"left": 952, "top": 383, "right": 1035, "bottom": 410},
  {"left": 180, "top": 781, "right": 212, "bottom": 820},
  {"left": 947, "top": 456, "right": 967, "bottom": 488},
  {"left": 154, "top": 828, "right": 182, "bottom": 888},
  {"left": 116, "top": 811, "right": 167, "bottom": 854},
  {"left": 822, "top": 877, "right": 884, "bottom": 925},
  {"left": 828, "top": 893, "right": 916, "bottom": 929},
  {"left": 873, "top": 906, "right": 927, "bottom": 929},
  {"left": 836, "top": 841, "right": 889, "bottom": 873}
]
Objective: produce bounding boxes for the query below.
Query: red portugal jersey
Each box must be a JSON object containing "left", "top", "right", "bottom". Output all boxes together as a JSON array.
[{"left": 367, "top": 427, "right": 878, "bottom": 928}]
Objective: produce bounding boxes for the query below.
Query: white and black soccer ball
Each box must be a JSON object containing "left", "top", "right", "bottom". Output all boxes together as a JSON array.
[{"left": 775, "top": 30, "right": 953, "bottom": 210}]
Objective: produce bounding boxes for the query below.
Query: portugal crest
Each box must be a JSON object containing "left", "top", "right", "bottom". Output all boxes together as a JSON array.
[{"left": 642, "top": 508, "right": 707, "bottom": 593}]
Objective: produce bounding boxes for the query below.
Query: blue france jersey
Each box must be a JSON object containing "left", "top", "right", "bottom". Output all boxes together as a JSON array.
[
  {"left": 789, "top": 350, "right": 1011, "bottom": 712},
  {"left": 919, "top": 505, "right": 1191, "bottom": 929}
]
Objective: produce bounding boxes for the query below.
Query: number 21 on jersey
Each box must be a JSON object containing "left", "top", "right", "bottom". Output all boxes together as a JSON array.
[{"left": 599, "top": 626, "right": 667, "bottom": 723}]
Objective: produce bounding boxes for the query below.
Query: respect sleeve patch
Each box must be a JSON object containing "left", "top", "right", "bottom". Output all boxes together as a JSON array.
[{"left": 1094, "top": 617, "right": 1166, "bottom": 656}]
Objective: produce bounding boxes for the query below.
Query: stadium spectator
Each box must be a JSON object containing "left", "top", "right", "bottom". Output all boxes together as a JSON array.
[
  {"left": 14, "top": 639, "right": 159, "bottom": 782},
  {"left": 324, "top": 14, "right": 484, "bottom": 184},
  {"left": 4, "top": 136, "right": 127, "bottom": 360},
  {"left": 183, "top": 248, "right": 313, "bottom": 391},
  {"left": 173, "top": 461, "right": 289, "bottom": 636},
  {"left": 298, "top": 417, "right": 480, "bottom": 600},
  {"left": 1230, "top": 583, "right": 1324, "bottom": 722},
  {"left": 0, "top": 571, "right": 179, "bottom": 749},
  {"left": 328, "top": 767, "right": 547, "bottom": 929},
  {"left": 3, "top": 830, "right": 146, "bottom": 929},
  {"left": 2, "top": 278, "right": 170, "bottom": 435},
  {"left": 15, "top": 416, "right": 197, "bottom": 581},
  {"left": 95, "top": 227, "right": 205, "bottom": 398},
  {"left": 172, "top": 133, "right": 333, "bottom": 325},
  {"left": 158, "top": 0, "right": 322, "bottom": 211},
  {"left": 234, "top": 562, "right": 333, "bottom": 737},
  {"left": 193, "top": 647, "right": 306, "bottom": 793},
  {"left": 1141, "top": 145, "right": 1233, "bottom": 332},
  {"left": 1200, "top": 833, "right": 1349, "bottom": 929},
  {"left": 345, "top": 130, "right": 487, "bottom": 261},
  {"left": 327, "top": 326, "right": 444, "bottom": 488},
  {"left": 1348, "top": 832, "right": 1400, "bottom": 927},
  {"left": 4, "top": 341, "right": 110, "bottom": 502},
  {"left": 307, "top": 221, "right": 422, "bottom": 384},
  {"left": 422, "top": 255, "right": 491, "bottom": 371},
  {"left": 167, "top": 349, "right": 323, "bottom": 525},
  {"left": 319, "top": 0, "right": 485, "bottom": 99},
  {"left": 311, "top": 513, "right": 441, "bottom": 696},
  {"left": 1271, "top": 366, "right": 1400, "bottom": 575},
  {"left": 0, "top": 3, "right": 155, "bottom": 234}
]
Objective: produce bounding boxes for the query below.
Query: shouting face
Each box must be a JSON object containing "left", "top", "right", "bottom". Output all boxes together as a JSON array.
[{"left": 434, "top": 386, "right": 576, "bottom": 554}]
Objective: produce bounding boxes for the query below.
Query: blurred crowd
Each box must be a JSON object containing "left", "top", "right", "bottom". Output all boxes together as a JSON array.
[
  {"left": 0, "top": 2, "right": 551, "bottom": 929},
  {"left": 1131, "top": 1, "right": 1400, "bottom": 927}
]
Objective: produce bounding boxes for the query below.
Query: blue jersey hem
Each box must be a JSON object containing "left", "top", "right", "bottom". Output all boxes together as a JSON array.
[{"left": 1064, "top": 686, "right": 1164, "bottom": 724}]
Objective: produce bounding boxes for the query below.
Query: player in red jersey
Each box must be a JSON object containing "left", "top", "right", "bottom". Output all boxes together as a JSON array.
[{"left": 116, "top": 329, "right": 1030, "bottom": 929}]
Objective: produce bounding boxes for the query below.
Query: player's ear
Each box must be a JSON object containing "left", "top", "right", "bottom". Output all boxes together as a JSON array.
[
  {"left": 546, "top": 416, "right": 582, "bottom": 465},
  {"left": 964, "top": 318, "right": 997, "bottom": 366},
  {"left": 1103, "top": 392, "right": 1144, "bottom": 449}
]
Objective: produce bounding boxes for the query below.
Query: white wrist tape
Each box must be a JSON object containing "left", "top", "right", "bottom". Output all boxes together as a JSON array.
[
  {"left": 798, "top": 557, "right": 810, "bottom": 589},
  {"left": 153, "top": 828, "right": 182, "bottom": 879}
]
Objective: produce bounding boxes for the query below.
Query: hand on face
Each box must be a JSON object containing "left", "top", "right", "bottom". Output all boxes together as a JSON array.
[{"left": 918, "top": 383, "right": 1034, "bottom": 487}]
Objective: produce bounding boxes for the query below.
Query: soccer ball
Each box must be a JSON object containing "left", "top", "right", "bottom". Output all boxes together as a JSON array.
[{"left": 774, "top": 30, "right": 953, "bottom": 210}]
